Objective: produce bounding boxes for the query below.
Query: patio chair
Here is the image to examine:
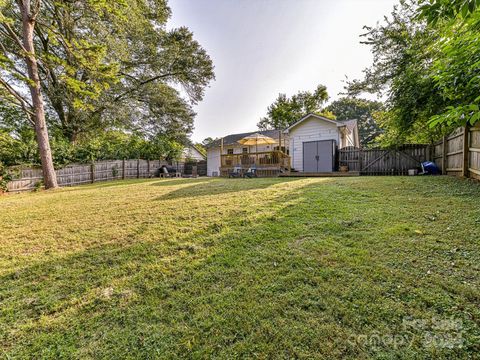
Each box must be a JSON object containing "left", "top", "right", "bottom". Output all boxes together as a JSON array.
[
  {"left": 228, "top": 166, "right": 242, "bottom": 178},
  {"left": 244, "top": 166, "right": 258, "bottom": 178}
]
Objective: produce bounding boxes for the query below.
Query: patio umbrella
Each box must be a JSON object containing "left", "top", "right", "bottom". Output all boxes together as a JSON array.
[{"left": 237, "top": 133, "right": 276, "bottom": 153}]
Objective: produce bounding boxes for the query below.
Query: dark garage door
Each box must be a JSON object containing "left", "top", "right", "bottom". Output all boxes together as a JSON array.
[{"left": 303, "top": 140, "right": 336, "bottom": 172}]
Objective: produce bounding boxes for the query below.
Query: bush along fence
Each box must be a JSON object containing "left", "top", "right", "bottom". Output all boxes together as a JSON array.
[
  {"left": 432, "top": 124, "right": 480, "bottom": 180},
  {"left": 6, "top": 159, "right": 207, "bottom": 192},
  {"left": 338, "top": 144, "right": 430, "bottom": 175}
]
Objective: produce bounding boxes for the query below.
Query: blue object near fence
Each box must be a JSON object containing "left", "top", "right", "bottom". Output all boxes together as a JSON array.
[{"left": 421, "top": 161, "right": 440, "bottom": 175}]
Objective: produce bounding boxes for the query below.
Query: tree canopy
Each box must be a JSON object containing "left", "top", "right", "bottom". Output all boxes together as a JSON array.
[
  {"left": 422, "top": 3, "right": 480, "bottom": 127},
  {"left": 347, "top": 1, "right": 448, "bottom": 144},
  {"left": 0, "top": 0, "right": 214, "bottom": 143},
  {"left": 348, "top": 0, "right": 480, "bottom": 144},
  {"left": 326, "top": 97, "right": 384, "bottom": 146},
  {"left": 418, "top": 0, "right": 478, "bottom": 23},
  {"left": 257, "top": 85, "right": 332, "bottom": 130}
]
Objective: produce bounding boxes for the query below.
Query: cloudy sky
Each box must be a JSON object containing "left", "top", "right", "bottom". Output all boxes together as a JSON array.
[{"left": 168, "top": 0, "right": 398, "bottom": 142}]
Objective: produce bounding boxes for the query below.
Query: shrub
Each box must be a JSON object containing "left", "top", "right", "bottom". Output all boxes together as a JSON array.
[{"left": 0, "top": 162, "right": 12, "bottom": 193}]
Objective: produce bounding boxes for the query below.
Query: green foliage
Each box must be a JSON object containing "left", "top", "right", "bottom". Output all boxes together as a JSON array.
[
  {"left": 326, "top": 97, "right": 384, "bottom": 146},
  {"left": 351, "top": 0, "right": 480, "bottom": 138},
  {"left": 0, "top": 130, "right": 22, "bottom": 165},
  {"left": 348, "top": 1, "right": 450, "bottom": 144},
  {"left": 193, "top": 143, "right": 207, "bottom": 157},
  {"left": 371, "top": 109, "right": 444, "bottom": 146},
  {"left": 0, "top": 160, "right": 11, "bottom": 192},
  {"left": 33, "top": 179, "right": 44, "bottom": 192},
  {"left": 257, "top": 85, "right": 331, "bottom": 130},
  {"left": 418, "top": 0, "right": 479, "bottom": 23},
  {"left": 0, "top": 102, "right": 38, "bottom": 165},
  {"left": 425, "top": 10, "right": 480, "bottom": 127},
  {"left": 62, "top": 132, "right": 184, "bottom": 164},
  {"left": 0, "top": 126, "right": 185, "bottom": 167},
  {"left": 201, "top": 137, "right": 216, "bottom": 147},
  {"left": 0, "top": 0, "right": 214, "bottom": 143}
]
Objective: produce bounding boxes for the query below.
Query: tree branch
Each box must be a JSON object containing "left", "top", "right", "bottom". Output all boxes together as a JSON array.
[
  {"left": 0, "top": 77, "right": 35, "bottom": 124},
  {"left": 1, "top": 23, "right": 28, "bottom": 53},
  {"left": 113, "top": 72, "right": 181, "bottom": 103}
]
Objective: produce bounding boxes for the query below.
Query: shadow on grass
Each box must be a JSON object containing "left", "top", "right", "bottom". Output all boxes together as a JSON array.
[
  {"left": 0, "top": 180, "right": 309, "bottom": 357},
  {"left": 149, "top": 177, "right": 214, "bottom": 187},
  {"left": 62, "top": 178, "right": 155, "bottom": 191},
  {"left": 154, "top": 177, "right": 303, "bottom": 201},
  {"left": 1, "top": 178, "right": 478, "bottom": 358}
]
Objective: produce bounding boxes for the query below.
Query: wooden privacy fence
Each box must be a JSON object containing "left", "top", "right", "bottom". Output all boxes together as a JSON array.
[
  {"left": 339, "top": 145, "right": 429, "bottom": 175},
  {"left": 184, "top": 160, "right": 207, "bottom": 177},
  {"left": 7, "top": 159, "right": 171, "bottom": 192},
  {"left": 432, "top": 125, "right": 480, "bottom": 180}
]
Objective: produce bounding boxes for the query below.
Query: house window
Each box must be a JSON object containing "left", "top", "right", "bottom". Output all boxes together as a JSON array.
[
  {"left": 242, "top": 147, "right": 248, "bottom": 154},
  {"left": 227, "top": 148, "right": 234, "bottom": 155}
]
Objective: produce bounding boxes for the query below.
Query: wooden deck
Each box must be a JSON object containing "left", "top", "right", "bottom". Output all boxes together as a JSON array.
[
  {"left": 279, "top": 172, "right": 360, "bottom": 177},
  {"left": 220, "top": 150, "right": 290, "bottom": 177}
]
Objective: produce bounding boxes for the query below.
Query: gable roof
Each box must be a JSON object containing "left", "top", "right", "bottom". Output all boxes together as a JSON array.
[
  {"left": 206, "top": 129, "right": 283, "bottom": 148},
  {"left": 285, "top": 113, "right": 357, "bottom": 132},
  {"left": 184, "top": 144, "right": 206, "bottom": 159},
  {"left": 339, "top": 119, "right": 358, "bottom": 132}
]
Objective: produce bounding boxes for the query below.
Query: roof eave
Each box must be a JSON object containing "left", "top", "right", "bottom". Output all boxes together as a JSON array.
[{"left": 285, "top": 113, "right": 341, "bottom": 132}]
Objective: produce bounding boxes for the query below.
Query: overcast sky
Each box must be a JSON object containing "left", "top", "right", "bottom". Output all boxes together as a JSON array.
[{"left": 168, "top": 0, "right": 398, "bottom": 142}]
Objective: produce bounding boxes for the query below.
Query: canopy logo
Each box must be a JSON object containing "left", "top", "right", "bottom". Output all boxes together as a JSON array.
[{"left": 348, "top": 317, "right": 465, "bottom": 350}]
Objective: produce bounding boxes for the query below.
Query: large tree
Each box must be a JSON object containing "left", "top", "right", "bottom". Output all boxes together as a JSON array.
[
  {"left": 347, "top": 1, "right": 448, "bottom": 144},
  {"left": 257, "top": 85, "right": 331, "bottom": 130},
  {"left": 1, "top": 0, "right": 214, "bottom": 144},
  {"left": 1, "top": 0, "right": 58, "bottom": 188},
  {"left": 326, "top": 97, "right": 384, "bottom": 146},
  {"left": 349, "top": 0, "right": 480, "bottom": 142}
]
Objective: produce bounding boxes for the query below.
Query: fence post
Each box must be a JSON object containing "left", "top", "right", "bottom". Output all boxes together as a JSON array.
[
  {"left": 463, "top": 125, "right": 470, "bottom": 178},
  {"left": 137, "top": 159, "right": 140, "bottom": 179},
  {"left": 90, "top": 162, "right": 95, "bottom": 183},
  {"left": 359, "top": 149, "right": 363, "bottom": 173},
  {"left": 426, "top": 145, "right": 431, "bottom": 162},
  {"left": 442, "top": 135, "right": 447, "bottom": 175},
  {"left": 147, "top": 159, "right": 150, "bottom": 178},
  {"left": 122, "top": 159, "right": 126, "bottom": 180}
]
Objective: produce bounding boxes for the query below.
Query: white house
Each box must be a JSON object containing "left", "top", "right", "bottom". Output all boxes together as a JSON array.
[
  {"left": 180, "top": 144, "right": 206, "bottom": 162},
  {"left": 206, "top": 129, "right": 283, "bottom": 176},
  {"left": 206, "top": 114, "right": 359, "bottom": 176}
]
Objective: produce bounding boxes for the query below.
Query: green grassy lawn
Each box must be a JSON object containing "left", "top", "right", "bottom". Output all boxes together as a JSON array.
[{"left": 0, "top": 176, "right": 479, "bottom": 359}]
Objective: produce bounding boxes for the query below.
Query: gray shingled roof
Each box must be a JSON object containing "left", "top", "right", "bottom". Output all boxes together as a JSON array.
[
  {"left": 206, "top": 115, "right": 358, "bottom": 149},
  {"left": 206, "top": 129, "right": 284, "bottom": 148}
]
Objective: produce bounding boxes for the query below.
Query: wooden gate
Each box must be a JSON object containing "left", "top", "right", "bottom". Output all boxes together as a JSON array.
[
  {"left": 339, "top": 145, "right": 429, "bottom": 175},
  {"left": 184, "top": 160, "right": 207, "bottom": 176}
]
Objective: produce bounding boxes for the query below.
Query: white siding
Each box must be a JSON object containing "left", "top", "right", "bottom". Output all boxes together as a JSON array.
[
  {"left": 207, "top": 148, "right": 221, "bottom": 176},
  {"left": 182, "top": 146, "right": 205, "bottom": 161},
  {"left": 289, "top": 116, "right": 340, "bottom": 172}
]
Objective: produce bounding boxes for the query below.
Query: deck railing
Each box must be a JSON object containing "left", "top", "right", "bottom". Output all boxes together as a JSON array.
[{"left": 221, "top": 150, "right": 290, "bottom": 169}]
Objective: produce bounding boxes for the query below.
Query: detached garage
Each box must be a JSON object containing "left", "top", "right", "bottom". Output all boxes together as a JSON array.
[{"left": 285, "top": 114, "right": 359, "bottom": 173}]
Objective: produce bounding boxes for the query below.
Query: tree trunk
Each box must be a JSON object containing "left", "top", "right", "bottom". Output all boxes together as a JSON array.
[{"left": 20, "top": 0, "right": 58, "bottom": 189}]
